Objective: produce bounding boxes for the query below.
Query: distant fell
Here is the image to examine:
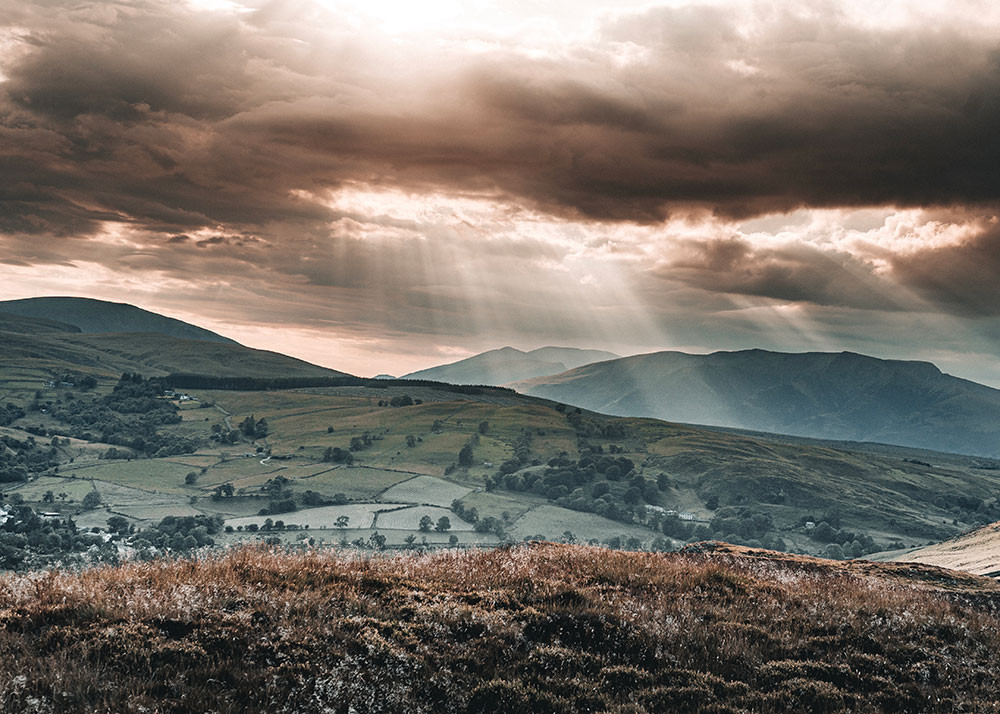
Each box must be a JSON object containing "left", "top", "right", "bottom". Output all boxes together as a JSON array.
[
  {"left": 403, "top": 345, "right": 619, "bottom": 385},
  {"left": 0, "top": 297, "right": 237, "bottom": 344},
  {"left": 513, "top": 348, "right": 1000, "bottom": 457}
]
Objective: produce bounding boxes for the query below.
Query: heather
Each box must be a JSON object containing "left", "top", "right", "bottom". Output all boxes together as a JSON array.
[{"left": 1, "top": 543, "right": 998, "bottom": 713}]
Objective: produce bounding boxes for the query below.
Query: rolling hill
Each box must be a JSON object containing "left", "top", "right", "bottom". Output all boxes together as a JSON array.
[
  {"left": 513, "top": 349, "right": 1000, "bottom": 458},
  {"left": 0, "top": 325, "right": 347, "bottom": 382},
  {"left": 0, "top": 297, "right": 237, "bottom": 344},
  {"left": 4, "top": 305, "right": 1000, "bottom": 569},
  {"left": 402, "top": 345, "right": 619, "bottom": 385}
]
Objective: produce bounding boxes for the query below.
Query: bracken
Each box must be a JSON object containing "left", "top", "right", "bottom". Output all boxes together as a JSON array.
[{"left": 0, "top": 542, "right": 998, "bottom": 713}]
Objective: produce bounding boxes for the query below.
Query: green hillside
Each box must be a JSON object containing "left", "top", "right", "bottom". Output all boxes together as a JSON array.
[
  {"left": 0, "top": 330, "right": 345, "bottom": 391},
  {"left": 0, "top": 310, "right": 80, "bottom": 335},
  {"left": 0, "top": 297, "right": 237, "bottom": 344}
]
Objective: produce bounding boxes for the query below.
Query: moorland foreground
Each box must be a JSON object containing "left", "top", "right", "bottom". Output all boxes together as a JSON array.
[{"left": 1, "top": 542, "right": 999, "bottom": 713}]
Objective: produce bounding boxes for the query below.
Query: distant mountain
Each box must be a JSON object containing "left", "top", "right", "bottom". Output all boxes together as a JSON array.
[
  {"left": 402, "top": 346, "right": 619, "bottom": 385},
  {"left": 0, "top": 297, "right": 237, "bottom": 344},
  {"left": 512, "top": 349, "right": 1000, "bottom": 458}
]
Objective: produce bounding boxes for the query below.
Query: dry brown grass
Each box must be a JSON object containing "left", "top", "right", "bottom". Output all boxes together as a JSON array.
[{"left": 1, "top": 542, "right": 999, "bottom": 713}]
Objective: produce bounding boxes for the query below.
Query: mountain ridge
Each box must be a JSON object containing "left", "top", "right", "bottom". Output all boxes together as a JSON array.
[{"left": 512, "top": 348, "right": 1000, "bottom": 457}]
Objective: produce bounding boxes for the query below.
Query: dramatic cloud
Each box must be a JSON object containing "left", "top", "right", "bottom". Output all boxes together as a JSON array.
[{"left": 2, "top": 0, "right": 1000, "bottom": 381}]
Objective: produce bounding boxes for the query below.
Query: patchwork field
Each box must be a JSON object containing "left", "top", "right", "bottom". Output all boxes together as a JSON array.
[
  {"left": 510, "top": 504, "right": 662, "bottom": 544},
  {"left": 375, "top": 505, "right": 475, "bottom": 531},
  {"left": 225, "top": 503, "right": 410, "bottom": 530},
  {"left": 303, "top": 467, "right": 411, "bottom": 499},
  {"left": 5, "top": 365, "right": 1000, "bottom": 562},
  {"left": 378, "top": 474, "right": 473, "bottom": 506}
]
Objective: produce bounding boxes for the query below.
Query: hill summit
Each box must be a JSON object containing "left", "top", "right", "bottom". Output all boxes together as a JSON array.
[
  {"left": 403, "top": 345, "right": 619, "bottom": 385},
  {"left": 0, "top": 296, "right": 237, "bottom": 344}
]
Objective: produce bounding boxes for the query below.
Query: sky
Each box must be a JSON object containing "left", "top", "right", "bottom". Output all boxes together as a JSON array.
[{"left": 2, "top": 0, "right": 1000, "bottom": 384}]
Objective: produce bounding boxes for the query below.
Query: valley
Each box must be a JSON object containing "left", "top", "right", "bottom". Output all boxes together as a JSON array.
[{"left": 4, "top": 342, "right": 1000, "bottom": 568}]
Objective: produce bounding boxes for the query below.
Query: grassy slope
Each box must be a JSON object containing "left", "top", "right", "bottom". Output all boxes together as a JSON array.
[
  {"left": 8, "top": 378, "right": 1000, "bottom": 554},
  {"left": 1, "top": 543, "right": 998, "bottom": 713},
  {"left": 0, "top": 329, "right": 345, "bottom": 392},
  {"left": 883, "top": 521, "right": 1000, "bottom": 576},
  {"left": 0, "top": 296, "right": 236, "bottom": 344}
]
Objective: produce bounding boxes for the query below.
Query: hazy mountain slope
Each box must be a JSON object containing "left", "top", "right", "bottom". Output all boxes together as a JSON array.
[
  {"left": 523, "top": 346, "right": 619, "bottom": 370},
  {"left": 403, "top": 345, "right": 619, "bottom": 385},
  {"left": 0, "top": 329, "right": 346, "bottom": 380},
  {"left": 513, "top": 349, "right": 1000, "bottom": 457},
  {"left": 0, "top": 297, "right": 237, "bottom": 344}
]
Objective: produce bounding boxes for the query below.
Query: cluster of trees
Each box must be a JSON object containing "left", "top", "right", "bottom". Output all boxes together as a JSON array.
[
  {"left": 322, "top": 447, "right": 354, "bottom": 465},
  {"left": 0, "top": 435, "right": 58, "bottom": 484},
  {"left": 486, "top": 428, "right": 535, "bottom": 486},
  {"left": 563, "top": 408, "right": 630, "bottom": 440},
  {"left": 0, "top": 504, "right": 108, "bottom": 569},
  {"left": 55, "top": 372, "right": 98, "bottom": 390},
  {"left": 418, "top": 515, "right": 451, "bottom": 532},
  {"left": 302, "top": 490, "right": 347, "bottom": 507},
  {"left": 930, "top": 494, "right": 1000, "bottom": 526},
  {"left": 255, "top": 476, "right": 297, "bottom": 515},
  {"left": 652, "top": 506, "right": 789, "bottom": 551},
  {"left": 0, "top": 403, "right": 25, "bottom": 427},
  {"left": 239, "top": 415, "right": 269, "bottom": 439},
  {"left": 166, "top": 373, "right": 515, "bottom": 396},
  {"left": 797, "top": 512, "right": 878, "bottom": 557},
  {"left": 46, "top": 374, "right": 196, "bottom": 457},
  {"left": 209, "top": 424, "right": 242, "bottom": 444},
  {"left": 451, "top": 500, "right": 480, "bottom": 524},
  {"left": 449, "top": 500, "right": 506, "bottom": 537},
  {"left": 131, "top": 515, "right": 225, "bottom": 553},
  {"left": 377, "top": 395, "right": 422, "bottom": 407},
  {"left": 487, "top": 453, "right": 664, "bottom": 527},
  {"left": 350, "top": 433, "right": 380, "bottom": 452},
  {"left": 212, "top": 483, "right": 235, "bottom": 500}
]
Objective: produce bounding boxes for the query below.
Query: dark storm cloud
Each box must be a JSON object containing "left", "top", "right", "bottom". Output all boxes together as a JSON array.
[
  {"left": 890, "top": 226, "right": 1000, "bottom": 316},
  {"left": 658, "top": 235, "right": 899, "bottom": 310},
  {"left": 4, "top": 0, "right": 1000, "bottom": 241}
]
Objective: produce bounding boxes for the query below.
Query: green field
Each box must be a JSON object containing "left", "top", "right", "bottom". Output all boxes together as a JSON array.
[
  {"left": 225, "top": 503, "right": 410, "bottom": 530},
  {"left": 509, "top": 504, "right": 662, "bottom": 544},
  {"left": 375, "top": 505, "right": 474, "bottom": 531},
  {"left": 379, "top": 474, "right": 473, "bottom": 506}
]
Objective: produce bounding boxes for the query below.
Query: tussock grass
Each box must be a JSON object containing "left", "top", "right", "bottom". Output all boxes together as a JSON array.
[{"left": 1, "top": 543, "right": 999, "bottom": 713}]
